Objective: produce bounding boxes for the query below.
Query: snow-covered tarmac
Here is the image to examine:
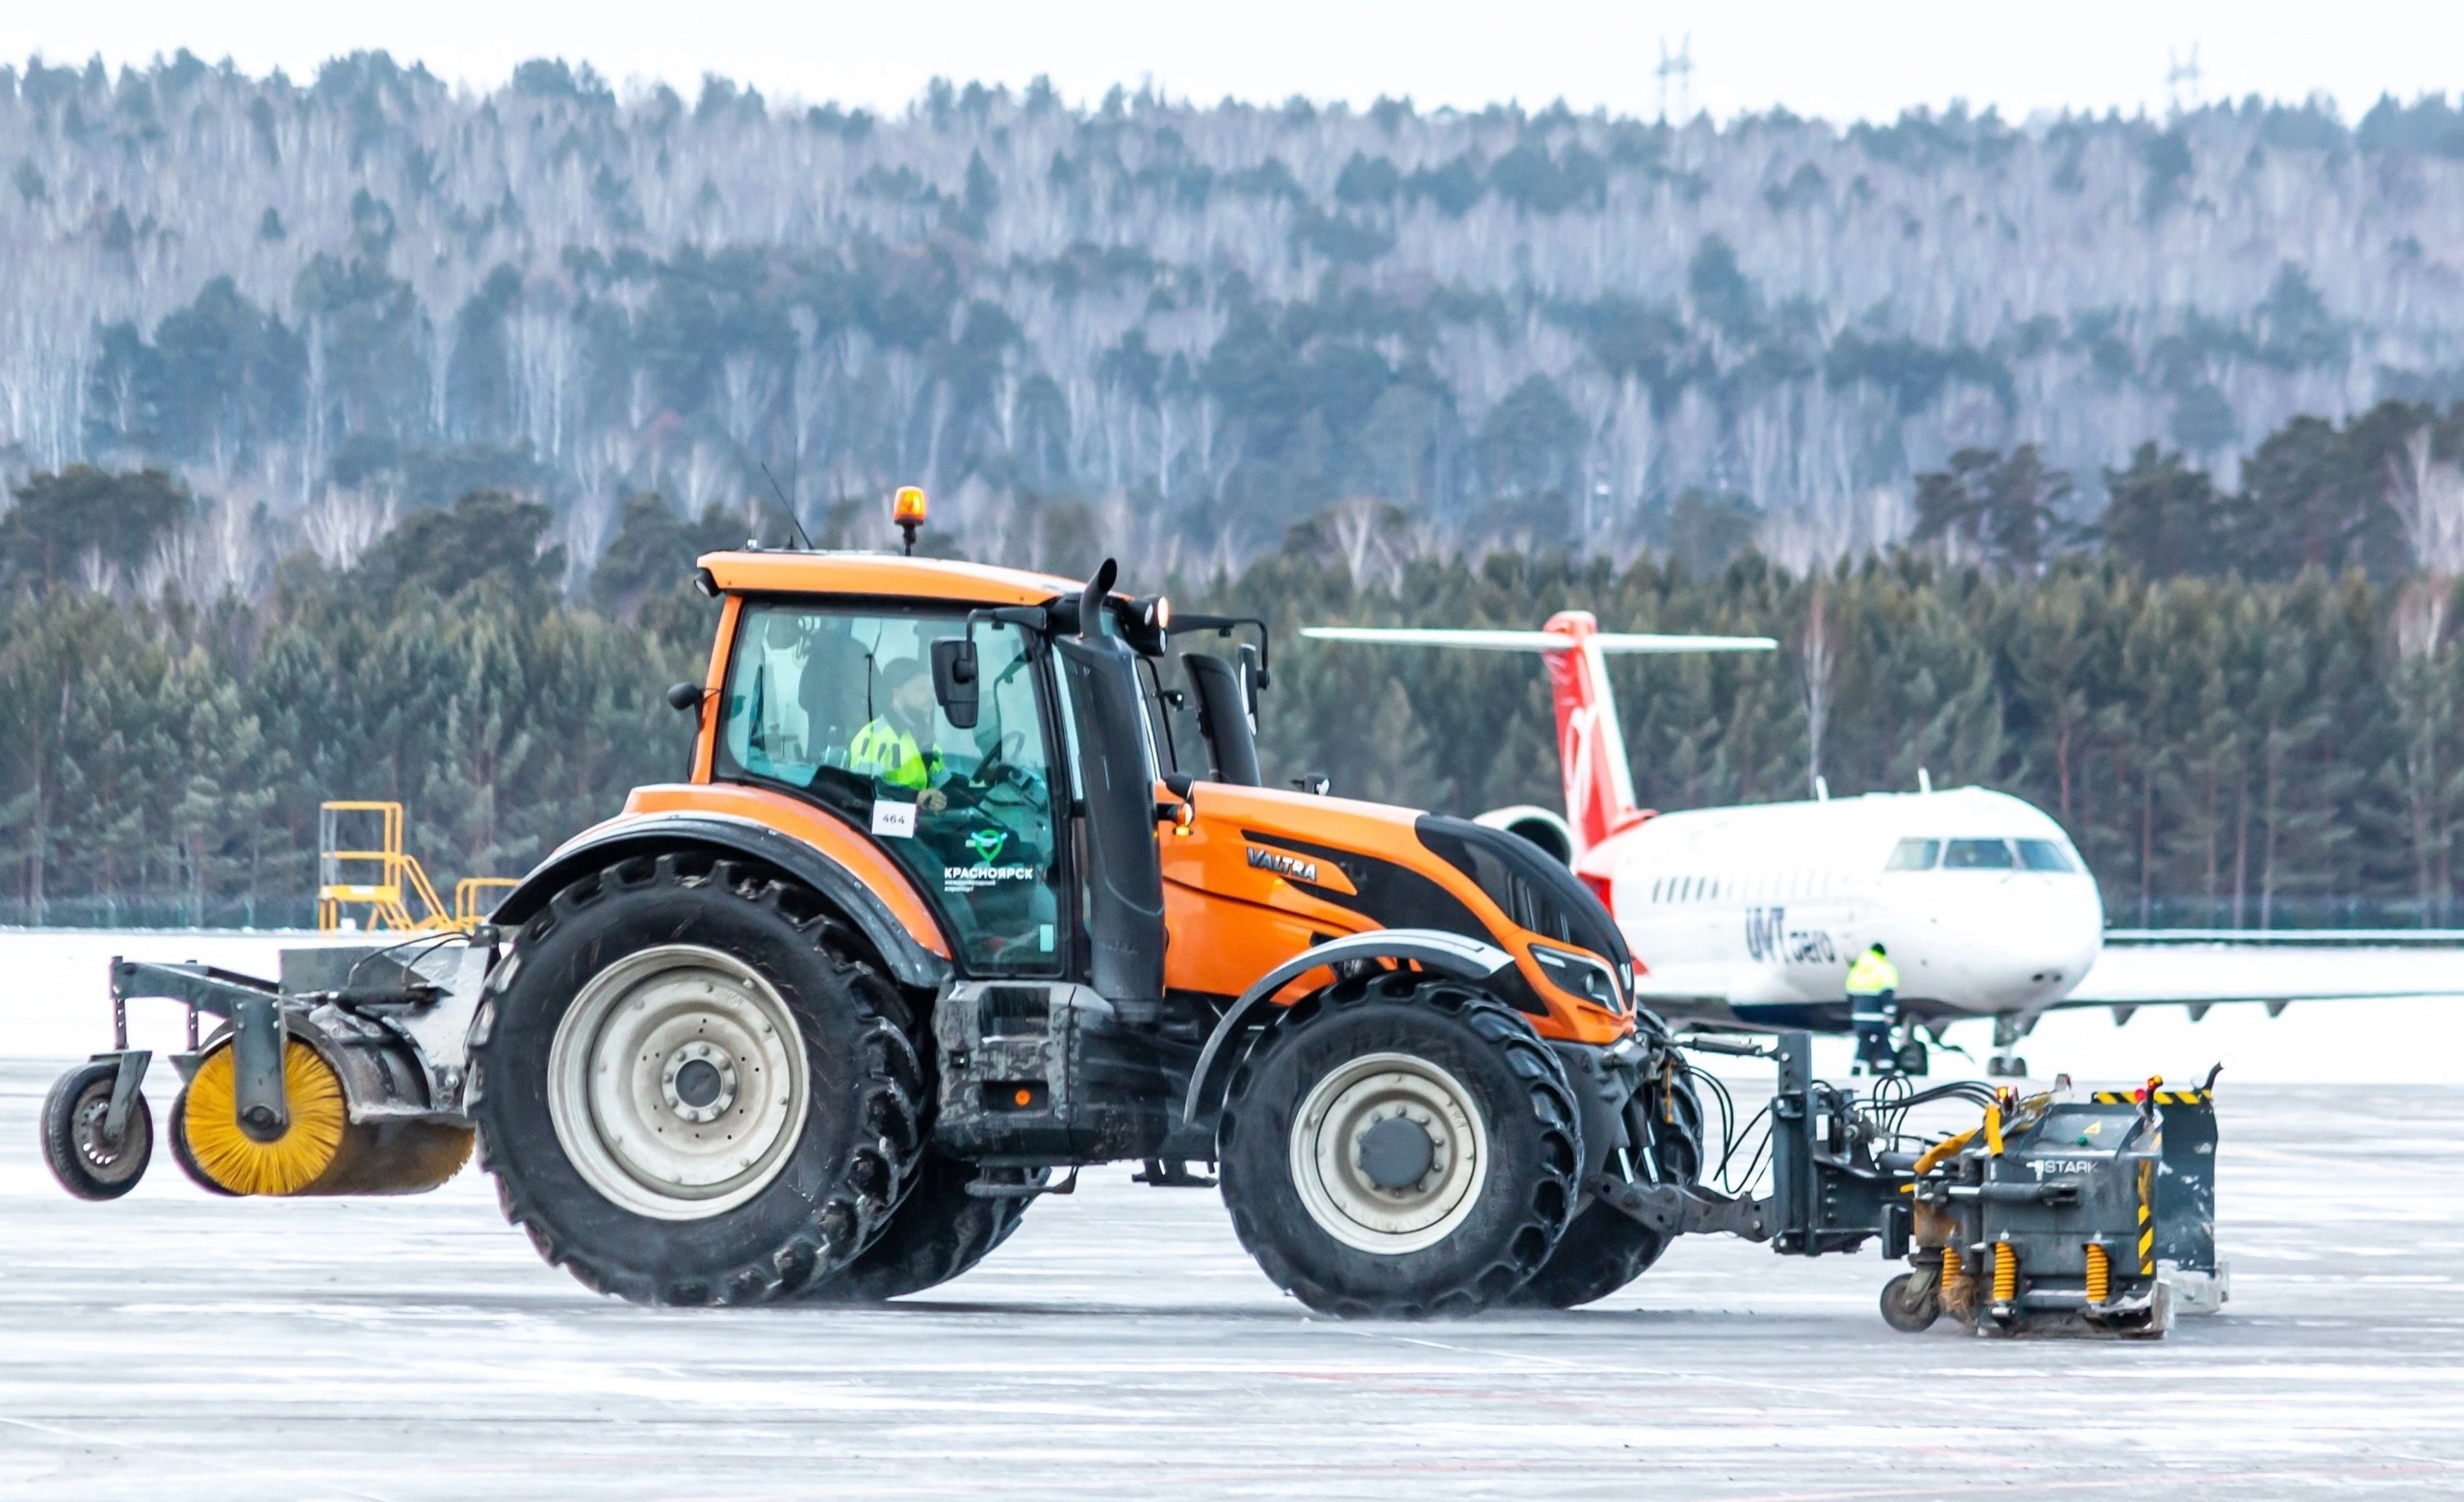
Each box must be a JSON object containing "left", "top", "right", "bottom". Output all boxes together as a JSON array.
[
  {"left": 3, "top": 930, "right": 2462, "bottom": 1496},
  {"left": 3, "top": 1063, "right": 2459, "bottom": 1497}
]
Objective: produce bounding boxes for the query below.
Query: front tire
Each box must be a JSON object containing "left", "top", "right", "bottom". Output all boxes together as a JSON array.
[
  {"left": 469, "top": 853, "right": 923, "bottom": 1306},
  {"left": 1218, "top": 972, "right": 1581, "bottom": 1318}
]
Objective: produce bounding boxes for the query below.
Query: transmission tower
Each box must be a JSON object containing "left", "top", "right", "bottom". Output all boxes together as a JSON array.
[
  {"left": 2166, "top": 44, "right": 2204, "bottom": 114},
  {"left": 1657, "top": 35, "right": 1694, "bottom": 124}
]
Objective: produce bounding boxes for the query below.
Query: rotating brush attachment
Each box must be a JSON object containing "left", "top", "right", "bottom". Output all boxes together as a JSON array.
[
  {"left": 180, "top": 1040, "right": 348, "bottom": 1195},
  {"left": 178, "top": 1039, "right": 473, "bottom": 1197}
]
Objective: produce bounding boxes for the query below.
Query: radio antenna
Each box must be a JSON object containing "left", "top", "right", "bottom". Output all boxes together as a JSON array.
[{"left": 758, "top": 462, "right": 816, "bottom": 552}]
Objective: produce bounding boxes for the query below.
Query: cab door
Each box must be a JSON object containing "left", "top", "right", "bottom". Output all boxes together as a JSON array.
[{"left": 1053, "top": 633, "right": 1168, "bottom": 1006}]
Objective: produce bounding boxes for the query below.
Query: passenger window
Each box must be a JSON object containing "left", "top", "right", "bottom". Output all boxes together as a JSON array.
[
  {"left": 1943, "top": 839, "right": 2017, "bottom": 870},
  {"left": 2016, "top": 839, "right": 2078, "bottom": 873},
  {"left": 1884, "top": 839, "right": 1941, "bottom": 871},
  {"left": 716, "top": 606, "right": 1063, "bottom": 975}
]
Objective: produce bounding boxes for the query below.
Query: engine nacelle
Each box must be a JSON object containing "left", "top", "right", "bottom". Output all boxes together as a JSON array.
[{"left": 1474, "top": 804, "right": 1574, "bottom": 866}]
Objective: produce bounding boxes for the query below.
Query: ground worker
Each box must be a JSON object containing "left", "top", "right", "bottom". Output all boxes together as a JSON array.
[
  {"left": 848, "top": 658, "right": 948, "bottom": 812},
  {"left": 1846, "top": 941, "right": 1901, "bottom": 1075}
]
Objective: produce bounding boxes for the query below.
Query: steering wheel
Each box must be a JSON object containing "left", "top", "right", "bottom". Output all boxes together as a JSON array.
[{"left": 972, "top": 731, "right": 1049, "bottom": 813}]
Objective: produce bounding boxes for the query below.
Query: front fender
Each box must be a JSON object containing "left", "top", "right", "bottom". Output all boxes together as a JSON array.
[
  {"left": 491, "top": 812, "right": 953, "bottom": 991},
  {"left": 1180, "top": 928, "right": 1514, "bottom": 1129}
]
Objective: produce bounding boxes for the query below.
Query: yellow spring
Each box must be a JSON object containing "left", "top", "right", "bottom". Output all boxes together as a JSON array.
[
  {"left": 1940, "top": 1244, "right": 1964, "bottom": 1287},
  {"left": 2086, "top": 1242, "right": 2112, "bottom": 1304},
  {"left": 1992, "top": 1240, "right": 2018, "bottom": 1302}
]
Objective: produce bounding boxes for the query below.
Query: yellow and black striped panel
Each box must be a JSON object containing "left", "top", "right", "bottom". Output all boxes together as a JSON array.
[
  {"left": 2136, "top": 1158, "right": 2157, "bottom": 1274},
  {"left": 2091, "top": 1089, "right": 2211, "bottom": 1105}
]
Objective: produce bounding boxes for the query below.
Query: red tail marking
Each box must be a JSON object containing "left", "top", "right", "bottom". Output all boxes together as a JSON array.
[{"left": 1543, "top": 609, "right": 1653, "bottom": 857}]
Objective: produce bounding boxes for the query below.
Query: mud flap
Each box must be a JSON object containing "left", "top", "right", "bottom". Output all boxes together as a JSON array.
[
  {"left": 2154, "top": 1086, "right": 2226, "bottom": 1312},
  {"left": 2153, "top": 1088, "right": 2218, "bottom": 1275}
]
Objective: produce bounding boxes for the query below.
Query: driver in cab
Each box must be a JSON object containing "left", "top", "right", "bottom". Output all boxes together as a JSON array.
[{"left": 848, "top": 658, "right": 949, "bottom": 812}]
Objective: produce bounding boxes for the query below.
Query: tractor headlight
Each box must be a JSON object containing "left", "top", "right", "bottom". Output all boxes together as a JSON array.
[{"left": 1529, "top": 944, "right": 1623, "bottom": 1013}]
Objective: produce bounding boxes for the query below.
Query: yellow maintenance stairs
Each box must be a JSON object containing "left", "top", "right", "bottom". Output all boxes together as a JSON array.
[{"left": 315, "top": 800, "right": 514, "bottom": 934}]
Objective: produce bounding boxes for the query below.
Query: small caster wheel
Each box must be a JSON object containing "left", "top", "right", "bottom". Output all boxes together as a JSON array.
[
  {"left": 41, "top": 1061, "right": 153, "bottom": 1201},
  {"left": 168, "top": 1090, "right": 239, "bottom": 1197},
  {"left": 1894, "top": 1040, "right": 1931, "bottom": 1076},
  {"left": 1880, "top": 1270, "right": 1942, "bottom": 1333}
]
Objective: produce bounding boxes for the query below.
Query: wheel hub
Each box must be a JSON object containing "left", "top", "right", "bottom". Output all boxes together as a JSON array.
[
  {"left": 1289, "top": 1052, "right": 1489, "bottom": 1256},
  {"left": 661, "top": 1042, "right": 738, "bottom": 1123},
  {"left": 1356, "top": 1113, "right": 1437, "bottom": 1190},
  {"left": 73, "top": 1090, "right": 131, "bottom": 1172},
  {"left": 546, "top": 945, "right": 811, "bottom": 1222}
]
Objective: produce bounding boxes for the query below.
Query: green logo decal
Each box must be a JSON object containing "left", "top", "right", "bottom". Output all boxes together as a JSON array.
[{"left": 966, "top": 828, "right": 1009, "bottom": 867}]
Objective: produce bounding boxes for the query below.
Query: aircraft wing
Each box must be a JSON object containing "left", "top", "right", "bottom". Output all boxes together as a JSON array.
[
  {"left": 2057, "top": 931, "right": 2464, "bottom": 1018},
  {"left": 1301, "top": 626, "right": 1776, "bottom": 654}
]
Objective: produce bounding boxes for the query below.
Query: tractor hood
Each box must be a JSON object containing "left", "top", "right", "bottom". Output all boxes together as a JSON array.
[{"left": 1163, "top": 782, "right": 1633, "bottom": 981}]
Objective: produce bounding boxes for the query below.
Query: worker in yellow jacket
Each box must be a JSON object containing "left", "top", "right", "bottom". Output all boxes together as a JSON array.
[
  {"left": 849, "top": 658, "right": 948, "bottom": 813},
  {"left": 1846, "top": 942, "right": 1901, "bottom": 1075}
]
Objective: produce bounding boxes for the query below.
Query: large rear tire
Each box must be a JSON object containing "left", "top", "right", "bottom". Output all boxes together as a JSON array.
[
  {"left": 469, "top": 853, "right": 923, "bottom": 1306},
  {"left": 796, "top": 1149, "right": 1040, "bottom": 1303},
  {"left": 1218, "top": 971, "right": 1581, "bottom": 1318},
  {"left": 1510, "top": 1069, "right": 1704, "bottom": 1308}
]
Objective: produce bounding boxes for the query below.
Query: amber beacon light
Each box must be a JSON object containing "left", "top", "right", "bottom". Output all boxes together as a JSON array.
[{"left": 894, "top": 485, "right": 928, "bottom": 554}]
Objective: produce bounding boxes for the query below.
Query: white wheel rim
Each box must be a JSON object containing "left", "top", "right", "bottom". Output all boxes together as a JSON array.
[
  {"left": 1288, "top": 1051, "right": 1490, "bottom": 1256},
  {"left": 547, "top": 944, "right": 810, "bottom": 1221}
]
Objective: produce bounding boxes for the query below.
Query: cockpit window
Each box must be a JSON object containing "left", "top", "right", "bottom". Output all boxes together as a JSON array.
[
  {"left": 1943, "top": 838, "right": 2016, "bottom": 870},
  {"left": 2015, "top": 839, "right": 2078, "bottom": 873},
  {"left": 1884, "top": 839, "right": 1940, "bottom": 871}
]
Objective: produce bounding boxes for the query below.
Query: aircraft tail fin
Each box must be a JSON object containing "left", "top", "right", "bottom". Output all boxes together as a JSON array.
[{"left": 1300, "top": 614, "right": 1777, "bottom": 854}]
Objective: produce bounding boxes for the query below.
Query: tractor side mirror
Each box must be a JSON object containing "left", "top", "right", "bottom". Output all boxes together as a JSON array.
[
  {"left": 931, "top": 637, "right": 981, "bottom": 730},
  {"left": 665, "top": 682, "right": 707, "bottom": 712},
  {"left": 1237, "top": 642, "right": 1264, "bottom": 721}
]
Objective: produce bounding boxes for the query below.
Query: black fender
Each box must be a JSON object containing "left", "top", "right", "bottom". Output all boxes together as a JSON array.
[
  {"left": 1180, "top": 928, "right": 1517, "bottom": 1129},
  {"left": 489, "top": 812, "right": 953, "bottom": 991}
]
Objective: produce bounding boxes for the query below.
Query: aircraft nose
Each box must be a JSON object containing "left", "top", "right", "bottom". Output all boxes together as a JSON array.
[{"left": 2007, "top": 881, "right": 2105, "bottom": 992}]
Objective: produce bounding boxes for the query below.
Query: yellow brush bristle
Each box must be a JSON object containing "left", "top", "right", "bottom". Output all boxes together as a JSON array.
[{"left": 180, "top": 1040, "right": 348, "bottom": 1196}]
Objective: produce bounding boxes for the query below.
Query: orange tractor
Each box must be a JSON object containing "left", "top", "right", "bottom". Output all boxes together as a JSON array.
[{"left": 458, "top": 542, "right": 1700, "bottom": 1312}]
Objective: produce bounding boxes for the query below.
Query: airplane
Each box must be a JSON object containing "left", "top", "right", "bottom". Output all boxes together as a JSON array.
[{"left": 1306, "top": 610, "right": 2464, "bottom": 1074}]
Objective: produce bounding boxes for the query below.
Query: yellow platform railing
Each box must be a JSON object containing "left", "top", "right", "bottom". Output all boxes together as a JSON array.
[{"left": 317, "top": 800, "right": 511, "bottom": 934}]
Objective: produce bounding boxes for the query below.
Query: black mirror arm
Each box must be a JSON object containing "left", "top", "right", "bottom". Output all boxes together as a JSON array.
[
  {"left": 1172, "top": 612, "right": 1273, "bottom": 688},
  {"left": 958, "top": 605, "right": 1049, "bottom": 675}
]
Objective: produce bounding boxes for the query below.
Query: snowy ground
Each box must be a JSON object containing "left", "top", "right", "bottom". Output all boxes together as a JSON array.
[
  {"left": 2, "top": 1075, "right": 2460, "bottom": 1495},
  {"left": 3, "top": 931, "right": 2462, "bottom": 1496}
]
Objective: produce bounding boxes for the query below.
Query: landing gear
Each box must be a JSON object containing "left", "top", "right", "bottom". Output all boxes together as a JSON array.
[{"left": 1985, "top": 1013, "right": 2034, "bottom": 1078}]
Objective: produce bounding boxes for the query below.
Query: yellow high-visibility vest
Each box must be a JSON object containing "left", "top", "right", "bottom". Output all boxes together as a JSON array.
[
  {"left": 848, "top": 718, "right": 938, "bottom": 790},
  {"left": 1845, "top": 948, "right": 1900, "bottom": 996}
]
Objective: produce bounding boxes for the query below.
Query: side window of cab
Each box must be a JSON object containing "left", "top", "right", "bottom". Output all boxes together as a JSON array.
[{"left": 715, "top": 605, "right": 1065, "bottom": 976}]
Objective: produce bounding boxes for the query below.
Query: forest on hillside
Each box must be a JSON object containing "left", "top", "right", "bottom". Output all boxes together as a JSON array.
[
  {"left": 10, "top": 386, "right": 2464, "bottom": 930},
  {"left": 16, "top": 53, "right": 2464, "bottom": 573}
]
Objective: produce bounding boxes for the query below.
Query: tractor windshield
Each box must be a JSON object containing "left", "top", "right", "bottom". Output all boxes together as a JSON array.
[{"left": 715, "top": 604, "right": 1064, "bottom": 976}]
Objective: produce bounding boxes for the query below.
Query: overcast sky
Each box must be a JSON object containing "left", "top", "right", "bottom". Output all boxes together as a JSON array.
[{"left": 10, "top": 2, "right": 2463, "bottom": 125}]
